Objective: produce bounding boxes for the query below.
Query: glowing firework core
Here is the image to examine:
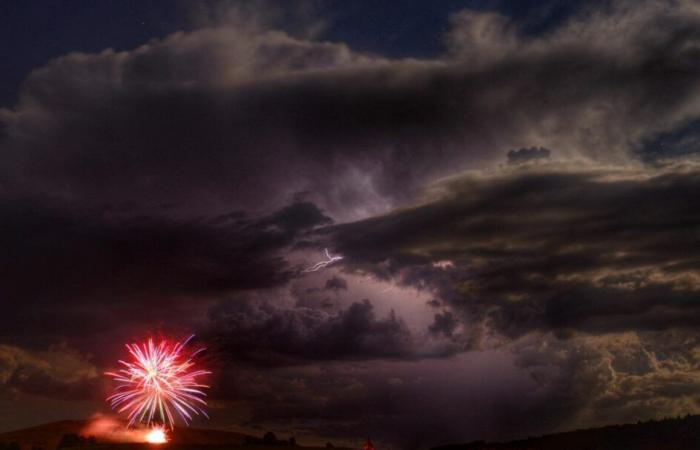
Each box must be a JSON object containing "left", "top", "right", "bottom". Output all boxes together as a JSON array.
[
  {"left": 145, "top": 426, "right": 168, "bottom": 444},
  {"left": 106, "top": 336, "right": 210, "bottom": 429}
]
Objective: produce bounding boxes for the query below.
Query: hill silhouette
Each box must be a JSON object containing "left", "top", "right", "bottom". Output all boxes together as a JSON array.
[
  {"left": 432, "top": 415, "right": 700, "bottom": 450},
  {"left": 0, "top": 419, "right": 350, "bottom": 450}
]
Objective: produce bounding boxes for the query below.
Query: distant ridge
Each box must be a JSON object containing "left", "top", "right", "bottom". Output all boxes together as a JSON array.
[
  {"left": 432, "top": 415, "right": 700, "bottom": 450},
  {"left": 0, "top": 419, "right": 349, "bottom": 450},
  {"left": 0, "top": 420, "right": 88, "bottom": 450}
]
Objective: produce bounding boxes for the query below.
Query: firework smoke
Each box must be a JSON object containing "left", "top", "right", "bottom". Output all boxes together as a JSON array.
[
  {"left": 81, "top": 414, "right": 151, "bottom": 443},
  {"left": 106, "top": 335, "right": 210, "bottom": 429}
]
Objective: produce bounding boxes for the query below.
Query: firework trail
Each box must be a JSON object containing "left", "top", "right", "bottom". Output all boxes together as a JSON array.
[
  {"left": 105, "top": 335, "right": 210, "bottom": 429},
  {"left": 303, "top": 248, "right": 343, "bottom": 272}
]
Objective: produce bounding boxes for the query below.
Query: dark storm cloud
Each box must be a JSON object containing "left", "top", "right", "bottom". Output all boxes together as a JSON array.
[
  {"left": 2, "top": 0, "right": 700, "bottom": 446},
  {"left": 324, "top": 276, "right": 348, "bottom": 291},
  {"left": 209, "top": 328, "right": 700, "bottom": 450},
  {"left": 329, "top": 163, "right": 700, "bottom": 339},
  {"left": 507, "top": 146, "right": 551, "bottom": 164},
  {"left": 511, "top": 330, "right": 700, "bottom": 431},
  {"left": 428, "top": 311, "right": 458, "bottom": 337},
  {"left": 2, "top": 0, "right": 700, "bottom": 220},
  {"left": 207, "top": 297, "right": 458, "bottom": 366},
  {"left": 315, "top": 156, "right": 700, "bottom": 442},
  {"left": 0, "top": 344, "right": 98, "bottom": 400},
  {"left": 209, "top": 353, "right": 538, "bottom": 450},
  {"left": 0, "top": 198, "right": 328, "bottom": 341}
]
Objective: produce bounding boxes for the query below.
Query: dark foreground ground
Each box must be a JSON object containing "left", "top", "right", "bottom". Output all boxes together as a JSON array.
[
  {"left": 433, "top": 415, "right": 700, "bottom": 450},
  {"left": 0, "top": 420, "right": 351, "bottom": 450},
  {"left": 4, "top": 415, "right": 700, "bottom": 450},
  {"left": 62, "top": 446, "right": 336, "bottom": 450}
]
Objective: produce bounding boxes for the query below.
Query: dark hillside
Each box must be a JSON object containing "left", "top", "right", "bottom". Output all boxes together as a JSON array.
[{"left": 433, "top": 415, "right": 700, "bottom": 450}]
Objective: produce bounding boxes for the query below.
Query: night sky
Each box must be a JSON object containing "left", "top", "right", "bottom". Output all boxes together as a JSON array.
[{"left": 1, "top": 1, "right": 700, "bottom": 449}]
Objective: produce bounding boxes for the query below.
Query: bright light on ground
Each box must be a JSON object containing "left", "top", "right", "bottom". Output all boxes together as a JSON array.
[{"left": 145, "top": 426, "right": 168, "bottom": 444}]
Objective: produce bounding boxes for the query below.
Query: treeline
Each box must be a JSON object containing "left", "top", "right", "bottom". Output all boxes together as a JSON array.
[
  {"left": 244, "top": 431, "right": 343, "bottom": 449},
  {"left": 244, "top": 431, "right": 297, "bottom": 446},
  {"left": 0, "top": 441, "right": 44, "bottom": 450},
  {"left": 0, "top": 442, "right": 21, "bottom": 450},
  {"left": 57, "top": 434, "right": 97, "bottom": 449}
]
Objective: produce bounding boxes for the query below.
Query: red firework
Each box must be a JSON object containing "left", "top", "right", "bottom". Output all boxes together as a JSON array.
[{"left": 106, "top": 335, "right": 210, "bottom": 429}]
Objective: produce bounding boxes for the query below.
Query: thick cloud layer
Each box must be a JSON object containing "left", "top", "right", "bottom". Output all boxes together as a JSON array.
[
  {"left": 331, "top": 163, "right": 700, "bottom": 339},
  {"left": 209, "top": 298, "right": 414, "bottom": 364},
  {"left": 0, "top": 344, "right": 97, "bottom": 400},
  {"left": 0, "top": 199, "right": 334, "bottom": 350},
  {"left": 207, "top": 296, "right": 460, "bottom": 366},
  {"left": 512, "top": 330, "right": 700, "bottom": 431},
  {"left": 315, "top": 162, "right": 700, "bottom": 444},
  {"left": 3, "top": 0, "right": 700, "bottom": 220},
  {"left": 208, "top": 352, "right": 539, "bottom": 450}
]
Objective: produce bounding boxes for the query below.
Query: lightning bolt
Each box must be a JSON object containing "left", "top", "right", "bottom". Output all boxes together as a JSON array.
[{"left": 303, "top": 248, "right": 344, "bottom": 272}]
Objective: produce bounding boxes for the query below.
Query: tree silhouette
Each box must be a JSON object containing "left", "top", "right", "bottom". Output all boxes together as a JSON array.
[{"left": 263, "top": 432, "right": 278, "bottom": 445}]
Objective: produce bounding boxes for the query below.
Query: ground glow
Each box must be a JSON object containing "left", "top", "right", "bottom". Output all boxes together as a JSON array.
[{"left": 145, "top": 426, "right": 168, "bottom": 444}]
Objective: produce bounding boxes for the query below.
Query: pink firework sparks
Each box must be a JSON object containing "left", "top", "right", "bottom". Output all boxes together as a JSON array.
[{"left": 105, "top": 335, "right": 210, "bottom": 429}]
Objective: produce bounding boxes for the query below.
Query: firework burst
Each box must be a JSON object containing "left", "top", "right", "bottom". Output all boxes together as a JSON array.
[{"left": 106, "top": 335, "right": 210, "bottom": 429}]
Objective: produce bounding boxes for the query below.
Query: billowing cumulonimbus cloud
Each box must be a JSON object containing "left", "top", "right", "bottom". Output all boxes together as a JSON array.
[
  {"left": 316, "top": 161, "right": 700, "bottom": 443},
  {"left": 1, "top": 0, "right": 700, "bottom": 447},
  {"left": 330, "top": 162, "right": 700, "bottom": 339},
  {"left": 512, "top": 330, "right": 700, "bottom": 430},
  {"left": 1, "top": 0, "right": 700, "bottom": 220}
]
